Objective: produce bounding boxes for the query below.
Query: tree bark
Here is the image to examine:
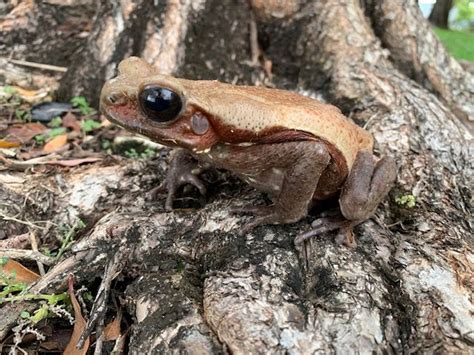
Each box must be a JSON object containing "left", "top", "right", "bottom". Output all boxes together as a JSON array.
[
  {"left": 1, "top": 0, "right": 473, "bottom": 353},
  {"left": 368, "top": 0, "right": 474, "bottom": 126},
  {"left": 428, "top": 0, "right": 453, "bottom": 28},
  {"left": 0, "top": 0, "right": 95, "bottom": 67}
]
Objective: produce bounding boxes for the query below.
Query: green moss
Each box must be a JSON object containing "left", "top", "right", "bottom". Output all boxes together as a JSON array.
[
  {"left": 395, "top": 194, "right": 416, "bottom": 209},
  {"left": 434, "top": 28, "right": 474, "bottom": 62}
]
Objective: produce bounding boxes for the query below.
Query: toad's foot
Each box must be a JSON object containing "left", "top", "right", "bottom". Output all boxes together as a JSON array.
[
  {"left": 150, "top": 149, "right": 206, "bottom": 209},
  {"left": 294, "top": 217, "right": 361, "bottom": 248},
  {"left": 230, "top": 206, "right": 279, "bottom": 235}
]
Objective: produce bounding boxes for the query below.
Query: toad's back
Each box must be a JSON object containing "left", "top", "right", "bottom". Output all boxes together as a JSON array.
[{"left": 181, "top": 79, "right": 373, "bottom": 170}]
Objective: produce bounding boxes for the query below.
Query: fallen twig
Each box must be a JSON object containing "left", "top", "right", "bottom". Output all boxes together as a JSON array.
[
  {"left": 0, "top": 209, "right": 47, "bottom": 231},
  {"left": 0, "top": 248, "right": 56, "bottom": 266},
  {"left": 6, "top": 58, "right": 67, "bottom": 73},
  {"left": 29, "top": 231, "right": 45, "bottom": 276}
]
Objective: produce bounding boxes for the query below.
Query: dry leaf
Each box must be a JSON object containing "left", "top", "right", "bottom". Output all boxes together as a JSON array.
[
  {"left": 39, "top": 325, "right": 73, "bottom": 352},
  {"left": 14, "top": 86, "right": 45, "bottom": 98},
  {"left": 103, "top": 312, "right": 122, "bottom": 341},
  {"left": 0, "top": 140, "right": 21, "bottom": 148},
  {"left": 64, "top": 276, "right": 89, "bottom": 355},
  {"left": 5, "top": 123, "right": 46, "bottom": 143},
  {"left": 62, "top": 112, "right": 81, "bottom": 132},
  {"left": 101, "top": 119, "right": 112, "bottom": 127},
  {"left": 47, "top": 157, "right": 102, "bottom": 167},
  {"left": 0, "top": 1, "right": 33, "bottom": 32},
  {"left": 0, "top": 155, "right": 102, "bottom": 169},
  {"left": 40, "top": 340, "right": 62, "bottom": 351},
  {"left": 0, "top": 259, "right": 40, "bottom": 284},
  {"left": 18, "top": 147, "right": 52, "bottom": 160},
  {"left": 43, "top": 134, "right": 68, "bottom": 153},
  {"left": 4, "top": 86, "right": 49, "bottom": 104}
]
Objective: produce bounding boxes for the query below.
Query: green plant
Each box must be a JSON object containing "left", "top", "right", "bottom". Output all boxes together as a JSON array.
[
  {"left": 3, "top": 86, "right": 16, "bottom": 95},
  {"left": 34, "top": 134, "right": 45, "bottom": 145},
  {"left": 453, "top": 0, "right": 474, "bottom": 30},
  {"left": 48, "top": 127, "right": 67, "bottom": 138},
  {"left": 81, "top": 119, "right": 102, "bottom": 133},
  {"left": 101, "top": 139, "right": 112, "bottom": 150},
  {"left": 71, "top": 96, "right": 95, "bottom": 115},
  {"left": 0, "top": 260, "right": 30, "bottom": 299},
  {"left": 395, "top": 194, "right": 416, "bottom": 208},
  {"left": 56, "top": 219, "right": 86, "bottom": 259},
  {"left": 0, "top": 258, "right": 72, "bottom": 326},
  {"left": 37, "top": 127, "right": 67, "bottom": 144},
  {"left": 41, "top": 247, "right": 52, "bottom": 257},
  {"left": 124, "top": 147, "right": 157, "bottom": 159},
  {"left": 434, "top": 28, "right": 474, "bottom": 61},
  {"left": 0, "top": 290, "right": 70, "bottom": 324},
  {"left": 15, "top": 108, "right": 31, "bottom": 122},
  {"left": 124, "top": 148, "right": 139, "bottom": 159},
  {"left": 141, "top": 147, "right": 157, "bottom": 158},
  {"left": 48, "top": 116, "right": 63, "bottom": 128}
]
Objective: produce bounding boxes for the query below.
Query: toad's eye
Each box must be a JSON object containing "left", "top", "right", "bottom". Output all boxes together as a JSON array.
[{"left": 138, "top": 86, "right": 182, "bottom": 123}]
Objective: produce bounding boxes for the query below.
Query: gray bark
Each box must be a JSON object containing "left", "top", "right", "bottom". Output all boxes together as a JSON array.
[{"left": 0, "top": 0, "right": 472, "bottom": 353}]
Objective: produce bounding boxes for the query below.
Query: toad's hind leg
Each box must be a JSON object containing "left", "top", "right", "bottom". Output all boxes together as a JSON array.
[
  {"left": 236, "top": 141, "right": 331, "bottom": 233},
  {"left": 296, "top": 150, "right": 397, "bottom": 247},
  {"left": 340, "top": 150, "right": 397, "bottom": 222}
]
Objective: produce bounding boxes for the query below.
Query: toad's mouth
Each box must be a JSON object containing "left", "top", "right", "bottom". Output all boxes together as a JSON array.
[
  {"left": 101, "top": 108, "right": 144, "bottom": 136},
  {"left": 101, "top": 110, "right": 122, "bottom": 127}
]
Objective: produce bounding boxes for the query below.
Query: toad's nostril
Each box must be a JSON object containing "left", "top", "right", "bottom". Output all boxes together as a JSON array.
[{"left": 106, "top": 92, "right": 126, "bottom": 105}]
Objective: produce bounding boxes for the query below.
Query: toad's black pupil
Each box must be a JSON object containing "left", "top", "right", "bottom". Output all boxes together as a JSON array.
[{"left": 139, "top": 87, "right": 182, "bottom": 123}]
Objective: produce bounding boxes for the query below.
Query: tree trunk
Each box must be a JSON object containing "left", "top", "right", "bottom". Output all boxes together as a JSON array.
[
  {"left": 428, "top": 0, "right": 453, "bottom": 28},
  {"left": 1, "top": 0, "right": 472, "bottom": 353},
  {"left": 368, "top": 0, "right": 474, "bottom": 125}
]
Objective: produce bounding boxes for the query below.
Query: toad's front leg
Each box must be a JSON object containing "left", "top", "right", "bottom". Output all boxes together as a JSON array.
[{"left": 151, "top": 149, "right": 207, "bottom": 209}]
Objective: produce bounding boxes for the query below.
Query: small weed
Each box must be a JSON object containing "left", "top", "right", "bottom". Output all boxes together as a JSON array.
[
  {"left": 48, "top": 127, "right": 67, "bottom": 139},
  {"left": 101, "top": 139, "right": 111, "bottom": 150},
  {"left": 395, "top": 194, "right": 416, "bottom": 208},
  {"left": 0, "top": 260, "right": 70, "bottom": 327},
  {"left": 15, "top": 108, "right": 31, "bottom": 122},
  {"left": 124, "top": 147, "right": 156, "bottom": 159},
  {"left": 142, "top": 147, "right": 157, "bottom": 158},
  {"left": 0, "top": 261, "right": 30, "bottom": 299},
  {"left": 71, "top": 96, "right": 95, "bottom": 115},
  {"left": 56, "top": 219, "right": 86, "bottom": 259},
  {"left": 0, "top": 284, "right": 69, "bottom": 324},
  {"left": 124, "top": 148, "right": 139, "bottom": 159},
  {"left": 34, "top": 134, "right": 45, "bottom": 145},
  {"left": 176, "top": 260, "right": 185, "bottom": 272},
  {"left": 3, "top": 86, "right": 16, "bottom": 95},
  {"left": 35, "top": 128, "right": 68, "bottom": 145},
  {"left": 0, "top": 291, "right": 69, "bottom": 305},
  {"left": 48, "top": 116, "right": 63, "bottom": 128},
  {"left": 20, "top": 310, "right": 30, "bottom": 319},
  {"left": 81, "top": 119, "right": 102, "bottom": 133}
]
